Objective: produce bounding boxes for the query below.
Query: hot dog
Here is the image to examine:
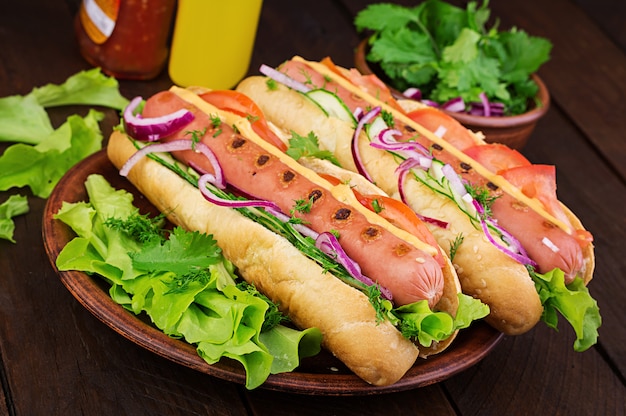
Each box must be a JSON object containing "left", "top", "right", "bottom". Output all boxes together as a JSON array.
[
  {"left": 235, "top": 57, "right": 600, "bottom": 348},
  {"left": 107, "top": 86, "right": 488, "bottom": 386}
]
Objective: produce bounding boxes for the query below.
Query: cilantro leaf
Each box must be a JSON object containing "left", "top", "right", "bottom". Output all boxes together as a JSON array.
[
  {"left": 355, "top": 0, "right": 552, "bottom": 115},
  {"left": 286, "top": 131, "right": 340, "bottom": 166},
  {"left": 354, "top": 3, "right": 419, "bottom": 33},
  {"left": 131, "top": 226, "right": 222, "bottom": 277}
]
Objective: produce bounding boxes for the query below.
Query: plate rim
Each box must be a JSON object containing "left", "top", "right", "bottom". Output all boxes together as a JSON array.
[{"left": 42, "top": 149, "right": 503, "bottom": 396}]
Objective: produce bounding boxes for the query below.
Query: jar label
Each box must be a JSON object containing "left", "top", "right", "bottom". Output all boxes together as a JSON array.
[{"left": 79, "top": 0, "right": 121, "bottom": 44}]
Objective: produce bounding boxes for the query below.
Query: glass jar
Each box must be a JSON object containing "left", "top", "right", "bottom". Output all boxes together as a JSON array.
[{"left": 74, "top": 0, "right": 176, "bottom": 80}]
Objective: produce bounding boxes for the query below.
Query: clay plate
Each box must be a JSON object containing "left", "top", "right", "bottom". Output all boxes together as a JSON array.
[{"left": 42, "top": 150, "right": 503, "bottom": 396}]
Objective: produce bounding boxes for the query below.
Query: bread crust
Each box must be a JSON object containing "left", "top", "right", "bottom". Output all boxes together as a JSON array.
[{"left": 107, "top": 131, "right": 419, "bottom": 386}]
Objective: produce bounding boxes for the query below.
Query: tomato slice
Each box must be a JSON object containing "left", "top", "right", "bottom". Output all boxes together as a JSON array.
[
  {"left": 499, "top": 164, "right": 572, "bottom": 227},
  {"left": 464, "top": 143, "right": 531, "bottom": 174},
  {"left": 321, "top": 57, "right": 405, "bottom": 113},
  {"left": 406, "top": 107, "right": 477, "bottom": 151},
  {"left": 199, "top": 90, "right": 287, "bottom": 151}
]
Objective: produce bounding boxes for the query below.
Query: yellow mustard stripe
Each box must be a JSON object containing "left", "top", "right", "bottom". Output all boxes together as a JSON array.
[
  {"left": 294, "top": 56, "right": 573, "bottom": 235},
  {"left": 169, "top": 86, "right": 438, "bottom": 256}
]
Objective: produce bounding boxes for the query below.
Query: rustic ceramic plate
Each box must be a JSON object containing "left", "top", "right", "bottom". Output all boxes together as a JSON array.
[{"left": 42, "top": 150, "right": 503, "bottom": 396}]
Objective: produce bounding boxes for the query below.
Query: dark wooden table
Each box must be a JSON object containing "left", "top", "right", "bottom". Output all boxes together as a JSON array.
[{"left": 1, "top": 0, "right": 624, "bottom": 414}]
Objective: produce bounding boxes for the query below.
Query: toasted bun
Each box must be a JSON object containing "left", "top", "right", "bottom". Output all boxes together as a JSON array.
[{"left": 107, "top": 131, "right": 420, "bottom": 386}]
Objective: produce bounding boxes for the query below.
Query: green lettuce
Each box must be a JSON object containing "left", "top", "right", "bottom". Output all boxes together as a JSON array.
[
  {"left": 355, "top": 0, "right": 552, "bottom": 115},
  {"left": 532, "top": 268, "right": 601, "bottom": 352},
  {"left": 54, "top": 174, "right": 322, "bottom": 389},
  {"left": 0, "top": 68, "right": 130, "bottom": 242},
  {"left": 0, "top": 68, "right": 128, "bottom": 145},
  {"left": 30, "top": 68, "right": 129, "bottom": 110},
  {"left": 390, "top": 292, "right": 490, "bottom": 348},
  {"left": 0, "top": 110, "right": 104, "bottom": 198},
  {"left": 0, "top": 194, "right": 29, "bottom": 242}
]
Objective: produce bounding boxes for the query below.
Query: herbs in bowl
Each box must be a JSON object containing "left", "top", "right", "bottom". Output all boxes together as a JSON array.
[{"left": 354, "top": 0, "right": 552, "bottom": 118}]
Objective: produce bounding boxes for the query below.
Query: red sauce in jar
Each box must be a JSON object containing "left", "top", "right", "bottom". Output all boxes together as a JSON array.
[{"left": 74, "top": 0, "right": 176, "bottom": 80}]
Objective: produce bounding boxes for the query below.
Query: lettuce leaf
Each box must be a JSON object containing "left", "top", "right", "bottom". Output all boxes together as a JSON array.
[
  {"left": 54, "top": 174, "right": 322, "bottom": 389},
  {"left": 532, "top": 268, "right": 601, "bottom": 352},
  {"left": 0, "top": 94, "right": 53, "bottom": 145},
  {"left": 0, "top": 194, "right": 29, "bottom": 242},
  {"left": 30, "top": 68, "right": 129, "bottom": 109},
  {"left": 0, "top": 68, "right": 127, "bottom": 145},
  {"left": 0, "top": 68, "right": 128, "bottom": 228},
  {"left": 392, "top": 293, "right": 490, "bottom": 348},
  {"left": 0, "top": 110, "right": 104, "bottom": 198}
]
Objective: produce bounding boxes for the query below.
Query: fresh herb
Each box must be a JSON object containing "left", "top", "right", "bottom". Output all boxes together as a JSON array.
[
  {"left": 371, "top": 198, "right": 383, "bottom": 214},
  {"left": 104, "top": 212, "right": 166, "bottom": 243},
  {"left": 185, "top": 128, "right": 207, "bottom": 146},
  {"left": 291, "top": 196, "right": 314, "bottom": 215},
  {"left": 265, "top": 78, "right": 278, "bottom": 91},
  {"left": 130, "top": 226, "right": 222, "bottom": 277},
  {"left": 209, "top": 115, "right": 221, "bottom": 128},
  {"left": 355, "top": 0, "right": 552, "bottom": 115},
  {"left": 286, "top": 130, "right": 341, "bottom": 166},
  {"left": 449, "top": 233, "right": 464, "bottom": 261},
  {"left": 465, "top": 183, "right": 498, "bottom": 217},
  {"left": 381, "top": 109, "right": 395, "bottom": 127}
]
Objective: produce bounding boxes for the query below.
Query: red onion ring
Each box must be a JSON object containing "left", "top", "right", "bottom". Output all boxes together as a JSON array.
[
  {"left": 441, "top": 163, "right": 468, "bottom": 198},
  {"left": 371, "top": 127, "right": 431, "bottom": 159},
  {"left": 259, "top": 64, "right": 311, "bottom": 93},
  {"left": 478, "top": 92, "right": 491, "bottom": 117},
  {"left": 123, "top": 96, "right": 194, "bottom": 142},
  {"left": 198, "top": 174, "right": 282, "bottom": 211},
  {"left": 395, "top": 159, "right": 449, "bottom": 229},
  {"left": 315, "top": 232, "right": 393, "bottom": 300},
  {"left": 351, "top": 106, "right": 381, "bottom": 182},
  {"left": 120, "top": 139, "right": 226, "bottom": 189},
  {"left": 265, "top": 207, "right": 320, "bottom": 240},
  {"left": 402, "top": 87, "right": 422, "bottom": 100},
  {"left": 472, "top": 200, "right": 537, "bottom": 267},
  {"left": 441, "top": 96, "right": 466, "bottom": 113}
]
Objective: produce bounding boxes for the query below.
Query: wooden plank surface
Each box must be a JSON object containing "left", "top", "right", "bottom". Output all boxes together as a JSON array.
[{"left": 0, "top": 0, "right": 624, "bottom": 414}]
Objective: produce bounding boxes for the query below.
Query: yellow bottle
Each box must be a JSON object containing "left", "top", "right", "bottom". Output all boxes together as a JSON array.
[{"left": 168, "top": 0, "right": 263, "bottom": 89}]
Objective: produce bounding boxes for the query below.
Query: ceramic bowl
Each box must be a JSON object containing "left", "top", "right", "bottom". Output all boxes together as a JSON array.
[{"left": 354, "top": 39, "right": 550, "bottom": 150}]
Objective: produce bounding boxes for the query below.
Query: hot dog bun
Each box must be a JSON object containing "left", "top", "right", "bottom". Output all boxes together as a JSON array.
[{"left": 107, "top": 130, "right": 420, "bottom": 386}]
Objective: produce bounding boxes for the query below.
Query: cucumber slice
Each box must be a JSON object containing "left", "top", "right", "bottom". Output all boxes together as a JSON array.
[
  {"left": 306, "top": 89, "right": 356, "bottom": 126},
  {"left": 366, "top": 116, "right": 388, "bottom": 141}
]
